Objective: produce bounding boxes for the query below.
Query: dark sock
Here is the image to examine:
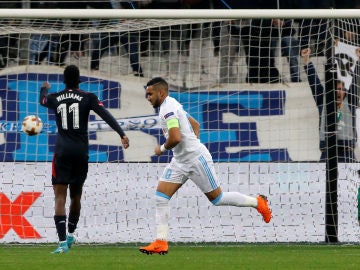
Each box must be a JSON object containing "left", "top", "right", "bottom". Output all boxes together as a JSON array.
[
  {"left": 68, "top": 215, "right": 79, "bottom": 234},
  {"left": 54, "top": 215, "right": 67, "bottom": 241}
]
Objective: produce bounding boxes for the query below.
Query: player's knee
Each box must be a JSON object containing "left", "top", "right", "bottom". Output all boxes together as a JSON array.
[{"left": 155, "top": 191, "right": 171, "bottom": 205}]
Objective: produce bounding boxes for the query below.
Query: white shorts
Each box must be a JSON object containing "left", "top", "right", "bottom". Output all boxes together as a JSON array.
[{"left": 160, "top": 146, "right": 220, "bottom": 193}]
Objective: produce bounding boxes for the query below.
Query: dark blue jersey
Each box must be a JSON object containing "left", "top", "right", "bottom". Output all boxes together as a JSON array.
[{"left": 40, "top": 87, "right": 125, "bottom": 154}]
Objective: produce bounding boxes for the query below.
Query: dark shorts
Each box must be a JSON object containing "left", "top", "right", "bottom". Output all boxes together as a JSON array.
[{"left": 52, "top": 152, "right": 89, "bottom": 185}]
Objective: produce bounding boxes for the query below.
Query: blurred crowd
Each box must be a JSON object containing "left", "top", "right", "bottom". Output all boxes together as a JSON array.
[
  {"left": 0, "top": 0, "right": 359, "bottom": 81},
  {"left": 2, "top": 0, "right": 351, "bottom": 9}
]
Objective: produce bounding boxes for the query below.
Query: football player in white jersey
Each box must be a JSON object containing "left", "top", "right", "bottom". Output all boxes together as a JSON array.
[{"left": 139, "top": 77, "right": 272, "bottom": 255}]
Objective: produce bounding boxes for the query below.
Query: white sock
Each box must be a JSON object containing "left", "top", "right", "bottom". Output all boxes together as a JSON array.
[
  {"left": 155, "top": 193, "right": 170, "bottom": 240},
  {"left": 213, "top": 192, "right": 257, "bottom": 208}
]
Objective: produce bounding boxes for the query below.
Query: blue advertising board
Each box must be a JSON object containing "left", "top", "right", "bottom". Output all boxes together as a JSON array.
[{"left": 0, "top": 73, "right": 289, "bottom": 162}]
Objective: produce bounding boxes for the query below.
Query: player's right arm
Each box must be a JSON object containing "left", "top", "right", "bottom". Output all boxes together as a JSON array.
[
  {"left": 39, "top": 81, "right": 52, "bottom": 108},
  {"left": 154, "top": 121, "right": 181, "bottom": 156}
]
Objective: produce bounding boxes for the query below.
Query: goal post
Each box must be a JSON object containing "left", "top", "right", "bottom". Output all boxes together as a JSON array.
[
  {"left": 0, "top": 8, "right": 359, "bottom": 244},
  {"left": 0, "top": 8, "right": 358, "bottom": 19}
]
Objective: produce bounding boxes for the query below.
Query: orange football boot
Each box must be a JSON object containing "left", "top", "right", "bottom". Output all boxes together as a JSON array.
[
  {"left": 256, "top": 195, "right": 272, "bottom": 223},
  {"left": 139, "top": 239, "right": 168, "bottom": 255}
]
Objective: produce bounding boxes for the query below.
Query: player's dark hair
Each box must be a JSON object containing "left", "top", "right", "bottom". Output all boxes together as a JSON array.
[
  {"left": 64, "top": 65, "right": 80, "bottom": 89},
  {"left": 146, "top": 77, "right": 168, "bottom": 90}
]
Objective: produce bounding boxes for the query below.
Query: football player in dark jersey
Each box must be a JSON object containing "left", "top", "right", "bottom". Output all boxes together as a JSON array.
[{"left": 40, "top": 65, "right": 129, "bottom": 253}]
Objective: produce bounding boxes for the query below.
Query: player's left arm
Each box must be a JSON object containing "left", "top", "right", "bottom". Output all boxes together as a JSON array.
[
  {"left": 91, "top": 95, "right": 129, "bottom": 148},
  {"left": 188, "top": 115, "right": 200, "bottom": 138}
]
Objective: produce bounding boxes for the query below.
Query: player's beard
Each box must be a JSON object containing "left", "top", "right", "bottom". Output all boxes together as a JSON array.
[{"left": 152, "top": 97, "right": 161, "bottom": 108}]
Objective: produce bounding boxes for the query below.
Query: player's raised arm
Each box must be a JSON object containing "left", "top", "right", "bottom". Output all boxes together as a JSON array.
[{"left": 39, "top": 81, "right": 51, "bottom": 107}]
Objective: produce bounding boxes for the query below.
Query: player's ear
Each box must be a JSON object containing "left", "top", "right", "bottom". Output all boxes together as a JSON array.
[{"left": 160, "top": 88, "right": 166, "bottom": 97}]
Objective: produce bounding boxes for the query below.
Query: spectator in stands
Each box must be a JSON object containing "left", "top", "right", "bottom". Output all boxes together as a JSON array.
[
  {"left": 297, "top": 0, "right": 332, "bottom": 56},
  {"left": 0, "top": 34, "right": 17, "bottom": 69},
  {"left": 262, "top": 1, "right": 301, "bottom": 83},
  {"left": 301, "top": 48, "right": 357, "bottom": 162},
  {"left": 217, "top": 0, "right": 282, "bottom": 83},
  {"left": 91, "top": 31, "right": 143, "bottom": 76},
  {"left": 0, "top": 0, "right": 22, "bottom": 69},
  {"left": 27, "top": 1, "right": 88, "bottom": 67},
  {"left": 218, "top": 19, "right": 248, "bottom": 83},
  {"left": 54, "top": 0, "right": 90, "bottom": 66},
  {"left": 53, "top": 1, "right": 92, "bottom": 66},
  {"left": 29, "top": 34, "right": 57, "bottom": 65},
  {"left": 333, "top": 1, "right": 360, "bottom": 46},
  {"left": 216, "top": 0, "right": 254, "bottom": 83},
  {"left": 271, "top": 18, "right": 301, "bottom": 82},
  {"left": 245, "top": 17, "right": 282, "bottom": 83},
  {"left": 90, "top": 1, "right": 143, "bottom": 76},
  {"left": 181, "top": 0, "right": 221, "bottom": 57},
  {"left": 28, "top": 1, "right": 59, "bottom": 65},
  {"left": 138, "top": 0, "right": 184, "bottom": 58}
]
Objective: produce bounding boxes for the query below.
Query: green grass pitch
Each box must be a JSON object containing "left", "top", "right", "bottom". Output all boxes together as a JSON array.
[{"left": 1, "top": 243, "right": 359, "bottom": 270}]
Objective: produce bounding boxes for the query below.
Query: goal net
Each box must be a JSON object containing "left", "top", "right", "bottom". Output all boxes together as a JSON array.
[{"left": 0, "top": 8, "right": 359, "bottom": 244}]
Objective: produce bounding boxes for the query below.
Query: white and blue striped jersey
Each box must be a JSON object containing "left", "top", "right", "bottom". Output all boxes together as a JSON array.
[{"left": 159, "top": 96, "right": 202, "bottom": 162}]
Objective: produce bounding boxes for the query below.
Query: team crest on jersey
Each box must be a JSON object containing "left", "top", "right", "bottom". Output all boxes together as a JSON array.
[{"left": 164, "top": 112, "right": 174, "bottom": 119}]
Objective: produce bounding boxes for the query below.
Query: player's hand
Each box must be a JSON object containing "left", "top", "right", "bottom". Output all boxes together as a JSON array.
[
  {"left": 42, "top": 81, "right": 50, "bottom": 89},
  {"left": 356, "top": 48, "right": 360, "bottom": 59},
  {"left": 154, "top": 145, "right": 162, "bottom": 156},
  {"left": 71, "top": 51, "right": 84, "bottom": 59},
  {"left": 345, "top": 31, "right": 356, "bottom": 41},
  {"left": 121, "top": 136, "right": 130, "bottom": 149},
  {"left": 301, "top": 48, "right": 311, "bottom": 65}
]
